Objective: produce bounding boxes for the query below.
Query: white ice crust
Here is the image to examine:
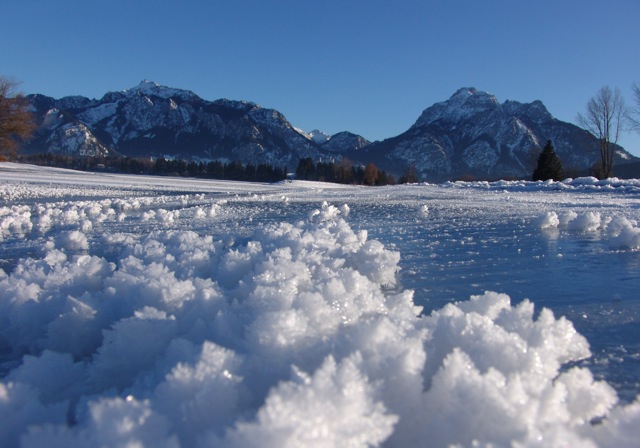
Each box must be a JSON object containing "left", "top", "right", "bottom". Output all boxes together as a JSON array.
[{"left": 1, "top": 166, "right": 640, "bottom": 447}]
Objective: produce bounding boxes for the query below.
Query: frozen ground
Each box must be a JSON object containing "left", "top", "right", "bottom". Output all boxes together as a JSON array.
[{"left": 1, "top": 162, "right": 640, "bottom": 447}]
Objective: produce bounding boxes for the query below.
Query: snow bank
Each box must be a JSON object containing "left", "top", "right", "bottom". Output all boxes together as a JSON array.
[
  {"left": 447, "top": 176, "right": 640, "bottom": 193},
  {"left": 537, "top": 211, "right": 640, "bottom": 249},
  {"left": 1, "top": 202, "right": 638, "bottom": 446}
]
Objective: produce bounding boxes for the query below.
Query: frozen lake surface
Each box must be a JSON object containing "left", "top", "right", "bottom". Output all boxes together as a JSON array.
[{"left": 1, "top": 163, "right": 640, "bottom": 447}]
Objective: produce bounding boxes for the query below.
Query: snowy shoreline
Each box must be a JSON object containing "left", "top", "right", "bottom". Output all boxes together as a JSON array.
[{"left": 1, "top": 163, "right": 639, "bottom": 447}]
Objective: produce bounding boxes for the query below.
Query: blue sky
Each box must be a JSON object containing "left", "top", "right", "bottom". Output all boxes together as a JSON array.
[{"left": 3, "top": 0, "right": 640, "bottom": 154}]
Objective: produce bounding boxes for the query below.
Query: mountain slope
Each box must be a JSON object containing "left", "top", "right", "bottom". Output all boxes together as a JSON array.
[
  {"left": 26, "top": 81, "right": 368, "bottom": 170},
  {"left": 24, "top": 83, "right": 638, "bottom": 181},
  {"left": 320, "top": 131, "right": 370, "bottom": 153},
  {"left": 348, "top": 88, "right": 637, "bottom": 181}
]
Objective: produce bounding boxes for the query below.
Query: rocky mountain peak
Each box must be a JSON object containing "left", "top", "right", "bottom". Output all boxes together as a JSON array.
[
  {"left": 348, "top": 87, "right": 637, "bottom": 182},
  {"left": 502, "top": 99, "right": 553, "bottom": 124},
  {"left": 320, "top": 131, "right": 370, "bottom": 153},
  {"left": 23, "top": 83, "right": 637, "bottom": 182},
  {"left": 412, "top": 87, "right": 500, "bottom": 129},
  {"left": 121, "top": 80, "right": 199, "bottom": 102},
  {"left": 25, "top": 81, "right": 357, "bottom": 169},
  {"left": 308, "top": 129, "right": 331, "bottom": 144}
]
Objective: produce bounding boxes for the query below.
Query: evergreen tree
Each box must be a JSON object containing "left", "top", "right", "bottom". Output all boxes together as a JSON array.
[
  {"left": 295, "top": 158, "right": 315, "bottom": 180},
  {"left": 532, "top": 140, "right": 564, "bottom": 181}
]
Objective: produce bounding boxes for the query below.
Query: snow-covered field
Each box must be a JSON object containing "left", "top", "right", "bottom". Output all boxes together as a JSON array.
[{"left": 1, "top": 162, "right": 640, "bottom": 447}]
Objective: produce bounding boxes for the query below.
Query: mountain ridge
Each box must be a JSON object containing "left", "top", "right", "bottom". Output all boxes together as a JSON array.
[
  {"left": 346, "top": 87, "right": 636, "bottom": 181},
  {"left": 26, "top": 81, "right": 332, "bottom": 167},
  {"left": 24, "top": 82, "right": 638, "bottom": 181}
]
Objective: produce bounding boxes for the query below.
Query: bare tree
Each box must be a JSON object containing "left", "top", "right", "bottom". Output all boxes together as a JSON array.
[
  {"left": 399, "top": 165, "right": 419, "bottom": 184},
  {"left": 630, "top": 81, "right": 640, "bottom": 132},
  {"left": 0, "top": 77, "right": 35, "bottom": 160},
  {"left": 363, "top": 162, "right": 379, "bottom": 186},
  {"left": 577, "top": 86, "right": 626, "bottom": 179}
]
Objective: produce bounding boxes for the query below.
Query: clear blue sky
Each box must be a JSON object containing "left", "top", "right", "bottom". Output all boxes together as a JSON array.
[{"left": 3, "top": 0, "right": 639, "bottom": 154}]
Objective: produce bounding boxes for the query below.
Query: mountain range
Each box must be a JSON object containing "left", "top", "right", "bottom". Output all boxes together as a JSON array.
[
  {"left": 24, "top": 81, "right": 637, "bottom": 181},
  {"left": 345, "top": 88, "right": 636, "bottom": 181}
]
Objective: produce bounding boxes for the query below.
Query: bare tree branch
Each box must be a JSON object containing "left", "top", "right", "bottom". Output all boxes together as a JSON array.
[
  {"left": 629, "top": 81, "right": 640, "bottom": 132},
  {"left": 577, "top": 86, "right": 627, "bottom": 179},
  {"left": 0, "top": 76, "right": 36, "bottom": 160}
]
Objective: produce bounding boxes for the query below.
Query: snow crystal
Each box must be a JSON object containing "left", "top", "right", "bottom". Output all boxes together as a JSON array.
[
  {"left": 56, "top": 230, "right": 89, "bottom": 251},
  {"left": 537, "top": 210, "right": 640, "bottom": 249},
  {"left": 537, "top": 211, "right": 559, "bottom": 229},
  {"left": 221, "top": 354, "right": 398, "bottom": 448},
  {"left": 0, "top": 205, "right": 632, "bottom": 447},
  {"left": 1, "top": 163, "right": 640, "bottom": 447}
]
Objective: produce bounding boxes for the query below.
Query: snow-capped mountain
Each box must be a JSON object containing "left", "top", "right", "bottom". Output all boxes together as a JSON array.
[
  {"left": 308, "top": 129, "right": 331, "bottom": 144},
  {"left": 26, "top": 81, "right": 367, "bottom": 169},
  {"left": 320, "top": 131, "right": 370, "bottom": 153},
  {"left": 25, "top": 83, "right": 637, "bottom": 181},
  {"left": 299, "top": 129, "right": 370, "bottom": 152},
  {"left": 37, "top": 108, "right": 115, "bottom": 157},
  {"left": 348, "top": 87, "right": 637, "bottom": 181}
]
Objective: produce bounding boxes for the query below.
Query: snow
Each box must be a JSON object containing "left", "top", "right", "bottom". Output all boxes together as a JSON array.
[
  {"left": 1, "top": 162, "right": 640, "bottom": 447},
  {"left": 42, "top": 109, "right": 62, "bottom": 129},
  {"left": 412, "top": 87, "right": 501, "bottom": 127},
  {"left": 48, "top": 123, "right": 108, "bottom": 157},
  {"left": 309, "top": 129, "right": 331, "bottom": 144},
  {"left": 124, "top": 80, "right": 198, "bottom": 102},
  {"left": 77, "top": 102, "right": 119, "bottom": 126}
]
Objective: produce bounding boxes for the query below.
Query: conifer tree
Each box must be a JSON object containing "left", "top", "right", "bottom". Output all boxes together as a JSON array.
[{"left": 532, "top": 140, "right": 564, "bottom": 181}]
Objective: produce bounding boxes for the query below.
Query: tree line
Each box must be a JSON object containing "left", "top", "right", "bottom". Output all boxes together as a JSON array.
[
  {"left": 19, "top": 153, "right": 289, "bottom": 183},
  {"left": 295, "top": 158, "right": 400, "bottom": 185}
]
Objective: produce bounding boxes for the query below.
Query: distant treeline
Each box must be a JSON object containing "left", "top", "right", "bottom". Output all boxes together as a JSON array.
[
  {"left": 18, "top": 153, "right": 420, "bottom": 185},
  {"left": 19, "top": 153, "right": 288, "bottom": 182},
  {"left": 295, "top": 158, "right": 422, "bottom": 185},
  {"left": 295, "top": 158, "right": 400, "bottom": 185}
]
